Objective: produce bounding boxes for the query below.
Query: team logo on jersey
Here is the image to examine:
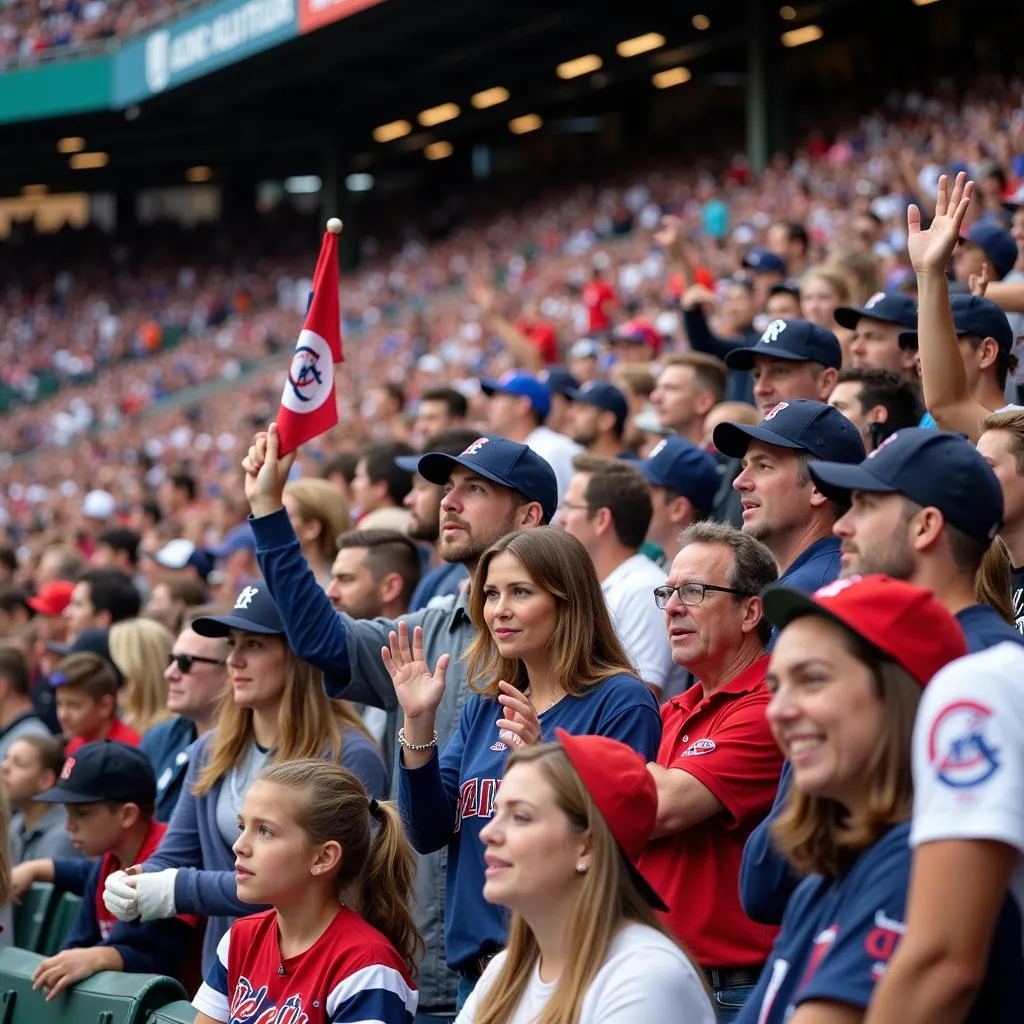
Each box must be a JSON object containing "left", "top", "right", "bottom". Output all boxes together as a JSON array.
[
  {"left": 681, "top": 738, "right": 716, "bottom": 757},
  {"left": 230, "top": 978, "right": 308, "bottom": 1024},
  {"left": 796, "top": 923, "right": 839, "bottom": 995},
  {"left": 455, "top": 778, "right": 499, "bottom": 832},
  {"left": 235, "top": 586, "right": 260, "bottom": 610},
  {"left": 864, "top": 909, "right": 906, "bottom": 979},
  {"left": 760, "top": 319, "right": 788, "bottom": 344},
  {"left": 928, "top": 699, "right": 1000, "bottom": 788},
  {"left": 763, "top": 401, "right": 789, "bottom": 421},
  {"left": 490, "top": 740, "right": 508, "bottom": 752}
]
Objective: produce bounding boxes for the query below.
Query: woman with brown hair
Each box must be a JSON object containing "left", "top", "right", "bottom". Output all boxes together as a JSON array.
[
  {"left": 102, "top": 584, "right": 385, "bottom": 975},
  {"left": 283, "top": 478, "right": 351, "bottom": 585},
  {"left": 383, "top": 526, "right": 661, "bottom": 1010},
  {"left": 458, "top": 732, "right": 713, "bottom": 1024},
  {"left": 734, "top": 574, "right": 968, "bottom": 1024}
]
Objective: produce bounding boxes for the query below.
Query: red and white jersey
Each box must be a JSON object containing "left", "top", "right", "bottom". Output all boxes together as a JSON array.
[{"left": 192, "top": 906, "right": 417, "bottom": 1024}]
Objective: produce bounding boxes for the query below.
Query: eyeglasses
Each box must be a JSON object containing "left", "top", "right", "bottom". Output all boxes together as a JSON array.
[
  {"left": 167, "top": 653, "right": 224, "bottom": 674},
  {"left": 653, "top": 583, "right": 756, "bottom": 609}
]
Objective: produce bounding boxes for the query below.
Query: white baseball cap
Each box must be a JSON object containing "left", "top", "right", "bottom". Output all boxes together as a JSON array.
[{"left": 82, "top": 490, "right": 116, "bottom": 522}]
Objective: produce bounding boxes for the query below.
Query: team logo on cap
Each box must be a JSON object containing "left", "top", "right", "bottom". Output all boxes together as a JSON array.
[
  {"left": 928, "top": 699, "right": 1000, "bottom": 788},
  {"left": 763, "top": 401, "right": 789, "bottom": 421},
  {"left": 235, "top": 586, "right": 260, "bottom": 610},
  {"left": 868, "top": 431, "right": 899, "bottom": 459},
  {"left": 648, "top": 439, "right": 668, "bottom": 459},
  {"left": 865, "top": 291, "right": 886, "bottom": 309},
  {"left": 760, "top": 319, "right": 788, "bottom": 344},
  {"left": 461, "top": 438, "right": 490, "bottom": 457},
  {"left": 60, "top": 757, "right": 76, "bottom": 781}
]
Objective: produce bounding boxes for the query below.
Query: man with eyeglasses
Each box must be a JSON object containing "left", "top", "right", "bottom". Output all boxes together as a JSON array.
[
  {"left": 139, "top": 617, "right": 226, "bottom": 822},
  {"left": 638, "top": 522, "right": 784, "bottom": 1022}
]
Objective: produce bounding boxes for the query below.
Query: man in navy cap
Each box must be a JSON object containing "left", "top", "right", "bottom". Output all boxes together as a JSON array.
[
  {"left": 725, "top": 319, "right": 842, "bottom": 418},
  {"left": 742, "top": 249, "right": 788, "bottom": 309},
  {"left": 565, "top": 380, "right": 633, "bottom": 459},
  {"left": 243, "top": 424, "right": 557, "bottom": 1016},
  {"left": 537, "top": 366, "right": 580, "bottom": 435},
  {"left": 638, "top": 436, "right": 720, "bottom": 568},
  {"left": 480, "top": 371, "right": 581, "bottom": 502},
  {"left": 714, "top": 399, "right": 865, "bottom": 596},
  {"left": 836, "top": 291, "right": 920, "bottom": 380},
  {"left": 954, "top": 221, "right": 1018, "bottom": 287}
]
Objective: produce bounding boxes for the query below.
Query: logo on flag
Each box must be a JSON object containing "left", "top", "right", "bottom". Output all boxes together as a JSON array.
[{"left": 282, "top": 333, "right": 334, "bottom": 412}]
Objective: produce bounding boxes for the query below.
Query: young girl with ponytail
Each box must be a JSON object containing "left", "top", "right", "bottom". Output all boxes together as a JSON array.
[{"left": 192, "top": 759, "right": 420, "bottom": 1024}]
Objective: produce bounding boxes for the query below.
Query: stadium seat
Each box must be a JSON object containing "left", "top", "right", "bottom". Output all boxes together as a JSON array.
[
  {"left": 148, "top": 999, "right": 197, "bottom": 1024},
  {"left": 37, "top": 893, "right": 83, "bottom": 958},
  {"left": 13, "top": 883, "right": 56, "bottom": 953}
]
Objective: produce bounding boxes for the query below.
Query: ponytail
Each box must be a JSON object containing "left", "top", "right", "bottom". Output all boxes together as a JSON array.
[
  {"left": 257, "top": 759, "right": 423, "bottom": 973},
  {"left": 359, "top": 800, "right": 422, "bottom": 974}
]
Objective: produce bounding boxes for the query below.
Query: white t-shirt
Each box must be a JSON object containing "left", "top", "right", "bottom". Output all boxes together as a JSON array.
[
  {"left": 911, "top": 642, "right": 1024, "bottom": 950},
  {"left": 524, "top": 426, "right": 582, "bottom": 505},
  {"left": 602, "top": 553, "right": 686, "bottom": 695},
  {"left": 455, "top": 923, "right": 714, "bottom": 1024}
]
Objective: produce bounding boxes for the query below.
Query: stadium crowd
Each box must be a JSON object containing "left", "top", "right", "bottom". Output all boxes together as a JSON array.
[{"left": 0, "top": 69, "right": 1024, "bottom": 1024}]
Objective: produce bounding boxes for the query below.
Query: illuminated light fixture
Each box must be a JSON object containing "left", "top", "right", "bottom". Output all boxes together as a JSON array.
[
  {"left": 653, "top": 66, "right": 692, "bottom": 89},
  {"left": 418, "top": 102, "right": 460, "bottom": 127},
  {"left": 284, "top": 175, "right": 322, "bottom": 194},
  {"left": 779, "top": 5, "right": 797, "bottom": 18},
  {"left": 57, "top": 137, "right": 86, "bottom": 154},
  {"left": 21, "top": 184, "right": 48, "bottom": 196},
  {"left": 616, "top": 32, "right": 665, "bottom": 58},
  {"left": 509, "top": 113, "right": 543, "bottom": 135},
  {"left": 911, "top": 0, "right": 942, "bottom": 5},
  {"left": 692, "top": 14, "right": 711, "bottom": 29},
  {"left": 346, "top": 173, "right": 374, "bottom": 192},
  {"left": 185, "top": 165, "right": 212, "bottom": 183},
  {"left": 781, "top": 23, "right": 823, "bottom": 46},
  {"left": 471, "top": 86, "right": 510, "bottom": 109},
  {"left": 556, "top": 54, "right": 602, "bottom": 80},
  {"left": 372, "top": 119, "right": 412, "bottom": 143},
  {"left": 424, "top": 141, "right": 453, "bottom": 161},
  {"left": 69, "top": 152, "right": 109, "bottom": 169}
]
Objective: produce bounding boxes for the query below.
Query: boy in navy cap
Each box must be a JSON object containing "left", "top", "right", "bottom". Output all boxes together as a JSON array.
[
  {"left": 835, "top": 291, "right": 920, "bottom": 380},
  {"left": 565, "top": 380, "right": 633, "bottom": 459},
  {"left": 715, "top": 399, "right": 865, "bottom": 596},
  {"left": 955, "top": 221, "right": 1018, "bottom": 285},
  {"left": 9, "top": 741, "right": 196, "bottom": 1000},
  {"left": 725, "top": 319, "right": 842, "bottom": 417}
]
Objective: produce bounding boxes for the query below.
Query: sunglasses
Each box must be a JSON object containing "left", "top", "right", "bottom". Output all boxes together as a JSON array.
[{"left": 167, "top": 653, "right": 223, "bottom": 674}]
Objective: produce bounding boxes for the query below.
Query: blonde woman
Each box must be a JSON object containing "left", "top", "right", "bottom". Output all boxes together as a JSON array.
[
  {"left": 283, "top": 478, "right": 351, "bottom": 585},
  {"left": 102, "top": 584, "right": 386, "bottom": 975},
  {"left": 109, "top": 619, "right": 175, "bottom": 736},
  {"left": 800, "top": 265, "right": 853, "bottom": 363},
  {"left": 458, "top": 732, "right": 713, "bottom": 1023}
]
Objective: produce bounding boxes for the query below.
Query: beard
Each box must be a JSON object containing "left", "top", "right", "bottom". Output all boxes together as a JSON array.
[
  {"left": 408, "top": 514, "right": 440, "bottom": 543},
  {"left": 438, "top": 510, "right": 520, "bottom": 566},
  {"left": 840, "top": 535, "right": 916, "bottom": 581}
]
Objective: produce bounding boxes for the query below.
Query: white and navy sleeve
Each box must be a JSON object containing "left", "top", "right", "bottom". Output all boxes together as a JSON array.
[
  {"left": 192, "top": 927, "right": 232, "bottom": 1021},
  {"left": 326, "top": 961, "right": 418, "bottom": 1024}
]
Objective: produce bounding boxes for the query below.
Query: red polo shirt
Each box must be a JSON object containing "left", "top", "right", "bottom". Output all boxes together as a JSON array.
[
  {"left": 638, "top": 655, "right": 782, "bottom": 969},
  {"left": 66, "top": 718, "right": 141, "bottom": 755}
]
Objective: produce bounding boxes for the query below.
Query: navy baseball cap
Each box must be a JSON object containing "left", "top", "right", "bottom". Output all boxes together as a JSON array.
[
  {"left": 743, "top": 249, "right": 787, "bottom": 275},
  {"left": 191, "top": 583, "right": 285, "bottom": 637},
  {"left": 899, "top": 294, "right": 1014, "bottom": 354},
  {"left": 566, "top": 380, "right": 629, "bottom": 435},
  {"left": 209, "top": 523, "right": 256, "bottom": 559},
  {"left": 46, "top": 626, "right": 114, "bottom": 664},
  {"left": 480, "top": 372, "right": 551, "bottom": 421},
  {"left": 835, "top": 291, "right": 918, "bottom": 331},
  {"left": 768, "top": 281, "right": 801, "bottom": 299},
  {"left": 36, "top": 740, "right": 156, "bottom": 806},
  {"left": 538, "top": 366, "right": 580, "bottom": 396},
  {"left": 714, "top": 399, "right": 866, "bottom": 464},
  {"left": 417, "top": 434, "right": 558, "bottom": 524},
  {"left": 808, "top": 429, "right": 1003, "bottom": 543},
  {"left": 961, "top": 221, "right": 1018, "bottom": 281},
  {"left": 639, "top": 437, "right": 720, "bottom": 511},
  {"left": 725, "top": 318, "right": 842, "bottom": 372}
]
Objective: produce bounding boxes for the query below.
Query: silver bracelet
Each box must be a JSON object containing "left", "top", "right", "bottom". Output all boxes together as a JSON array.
[{"left": 398, "top": 728, "right": 438, "bottom": 752}]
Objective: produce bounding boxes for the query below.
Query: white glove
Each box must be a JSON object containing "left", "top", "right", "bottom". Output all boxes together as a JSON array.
[{"left": 103, "top": 869, "right": 140, "bottom": 921}]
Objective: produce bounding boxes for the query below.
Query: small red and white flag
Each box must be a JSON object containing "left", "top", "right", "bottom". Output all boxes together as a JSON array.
[{"left": 276, "top": 220, "right": 344, "bottom": 456}]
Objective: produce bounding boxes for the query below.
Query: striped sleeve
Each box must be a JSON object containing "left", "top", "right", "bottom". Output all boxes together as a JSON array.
[
  {"left": 192, "top": 926, "right": 232, "bottom": 1021},
  {"left": 326, "top": 962, "right": 418, "bottom": 1024}
]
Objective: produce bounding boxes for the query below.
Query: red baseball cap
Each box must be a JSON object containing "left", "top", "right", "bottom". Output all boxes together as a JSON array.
[
  {"left": 554, "top": 728, "right": 668, "bottom": 911},
  {"left": 613, "top": 317, "right": 662, "bottom": 356},
  {"left": 27, "top": 580, "right": 76, "bottom": 617},
  {"left": 762, "top": 574, "right": 967, "bottom": 687}
]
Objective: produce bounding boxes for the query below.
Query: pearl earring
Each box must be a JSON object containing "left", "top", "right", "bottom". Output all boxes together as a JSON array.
[{"left": 576, "top": 862, "right": 588, "bottom": 875}]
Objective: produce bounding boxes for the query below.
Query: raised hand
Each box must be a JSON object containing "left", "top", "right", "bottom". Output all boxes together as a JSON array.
[
  {"left": 382, "top": 621, "right": 449, "bottom": 722},
  {"left": 654, "top": 214, "right": 688, "bottom": 261},
  {"left": 496, "top": 681, "right": 542, "bottom": 747},
  {"left": 241, "top": 421, "right": 296, "bottom": 517},
  {"left": 907, "top": 172, "right": 975, "bottom": 276},
  {"left": 969, "top": 262, "right": 990, "bottom": 298},
  {"left": 681, "top": 283, "right": 718, "bottom": 312}
]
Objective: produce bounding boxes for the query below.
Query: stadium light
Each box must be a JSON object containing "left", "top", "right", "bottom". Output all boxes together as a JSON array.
[
  {"left": 425, "top": 141, "right": 453, "bottom": 161},
  {"left": 692, "top": 14, "right": 711, "bottom": 29},
  {"left": 69, "top": 152, "right": 109, "bottom": 170},
  {"left": 509, "top": 114, "right": 543, "bottom": 135},
  {"left": 373, "top": 120, "right": 412, "bottom": 143},
  {"left": 779, "top": 5, "right": 797, "bottom": 18},
  {"left": 186, "top": 166, "right": 213, "bottom": 183},
  {"left": 284, "top": 175, "right": 322, "bottom": 194},
  {"left": 471, "top": 87, "right": 510, "bottom": 110},
  {"left": 653, "top": 66, "right": 692, "bottom": 89},
  {"left": 57, "top": 137, "right": 86, "bottom": 154},
  {"left": 21, "top": 185, "right": 48, "bottom": 196},
  {"left": 556, "top": 55, "right": 602, "bottom": 80},
  {"left": 346, "top": 173, "right": 374, "bottom": 191},
  {"left": 781, "top": 24, "right": 823, "bottom": 46},
  {"left": 616, "top": 33, "right": 665, "bottom": 58},
  {"left": 418, "top": 103, "right": 460, "bottom": 127}
]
